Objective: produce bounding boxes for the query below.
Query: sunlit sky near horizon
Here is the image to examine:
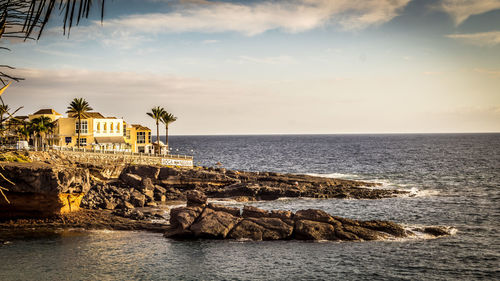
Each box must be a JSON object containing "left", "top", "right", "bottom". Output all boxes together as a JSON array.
[{"left": 2, "top": 0, "right": 500, "bottom": 135}]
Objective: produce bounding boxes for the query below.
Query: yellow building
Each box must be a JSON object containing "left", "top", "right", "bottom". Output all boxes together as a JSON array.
[
  {"left": 124, "top": 123, "right": 152, "bottom": 153},
  {"left": 4, "top": 108, "right": 153, "bottom": 152},
  {"left": 28, "top": 108, "right": 62, "bottom": 122},
  {"left": 53, "top": 112, "right": 129, "bottom": 150}
]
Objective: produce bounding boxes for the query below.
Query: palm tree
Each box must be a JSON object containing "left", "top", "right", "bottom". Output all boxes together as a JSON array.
[
  {"left": 147, "top": 106, "right": 165, "bottom": 155},
  {"left": 66, "top": 98, "right": 93, "bottom": 148},
  {"left": 160, "top": 111, "right": 177, "bottom": 154},
  {"left": 29, "top": 116, "right": 54, "bottom": 150}
]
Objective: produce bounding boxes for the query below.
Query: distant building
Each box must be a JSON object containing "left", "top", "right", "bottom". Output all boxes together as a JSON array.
[
  {"left": 125, "top": 124, "right": 153, "bottom": 153},
  {"left": 3, "top": 108, "right": 153, "bottom": 153},
  {"left": 54, "top": 112, "right": 128, "bottom": 150}
]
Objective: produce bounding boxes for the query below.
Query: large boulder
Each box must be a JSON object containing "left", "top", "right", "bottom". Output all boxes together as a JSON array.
[
  {"left": 130, "top": 191, "right": 146, "bottom": 207},
  {"left": 0, "top": 162, "right": 91, "bottom": 217},
  {"left": 119, "top": 173, "right": 142, "bottom": 188},
  {"left": 189, "top": 208, "right": 241, "bottom": 238},
  {"left": 294, "top": 219, "right": 338, "bottom": 240},
  {"left": 295, "top": 209, "right": 340, "bottom": 226},
  {"left": 186, "top": 190, "right": 207, "bottom": 206},
  {"left": 169, "top": 206, "right": 204, "bottom": 230}
]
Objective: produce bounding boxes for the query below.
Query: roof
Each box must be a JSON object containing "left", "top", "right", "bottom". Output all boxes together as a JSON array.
[
  {"left": 68, "top": 112, "right": 105, "bottom": 119},
  {"left": 94, "top": 136, "right": 126, "bottom": 144},
  {"left": 32, "top": 109, "right": 61, "bottom": 115},
  {"left": 131, "top": 124, "right": 151, "bottom": 131}
]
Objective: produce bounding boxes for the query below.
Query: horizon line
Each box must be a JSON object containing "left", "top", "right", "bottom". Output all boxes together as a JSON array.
[{"left": 159, "top": 131, "right": 500, "bottom": 137}]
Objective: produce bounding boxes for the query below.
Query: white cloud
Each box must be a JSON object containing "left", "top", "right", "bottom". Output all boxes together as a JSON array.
[
  {"left": 202, "top": 39, "right": 219, "bottom": 44},
  {"left": 447, "top": 31, "right": 500, "bottom": 46},
  {"left": 97, "top": 0, "right": 410, "bottom": 36},
  {"left": 230, "top": 55, "right": 296, "bottom": 65},
  {"left": 434, "top": 0, "right": 500, "bottom": 25},
  {"left": 474, "top": 68, "right": 500, "bottom": 77}
]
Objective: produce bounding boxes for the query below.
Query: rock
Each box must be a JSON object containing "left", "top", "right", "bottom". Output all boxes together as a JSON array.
[
  {"left": 130, "top": 191, "right": 146, "bottom": 207},
  {"left": 158, "top": 167, "right": 180, "bottom": 180},
  {"left": 294, "top": 219, "right": 338, "bottom": 240},
  {"left": 124, "top": 165, "right": 160, "bottom": 179},
  {"left": 295, "top": 209, "right": 340, "bottom": 226},
  {"left": 359, "top": 220, "right": 407, "bottom": 237},
  {"left": 207, "top": 203, "right": 240, "bottom": 217},
  {"left": 423, "top": 226, "right": 451, "bottom": 237},
  {"left": 189, "top": 208, "right": 241, "bottom": 238},
  {"left": 146, "top": 202, "right": 157, "bottom": 207},
  {"left": 154, "top": 185, "right": 167, "bottom": 194},
  {"left": 122, "top": 201, "right": 134, "bottom": 209},
  {"left": 155, "top": 194, "right": 166, "bottom": 202},
  {"left": 269, "top": 210, "right": 294, "bottom": 220},
  {"left": 119, "top": 173, "right": 142, "bottom": 187},
  {"left": 228, "top": 219, "right": 268, "bottom": 241},
  {"left": 169, "top": 206, "right": 204, "bottom": 229},
  {"left": 247, "top": 217, "right": 293, "bottom": 239},
  {"left": 143, "top": 189, "right": 155, "bottom": 202},
  {"left": 186, "top": 190, "right": 207, "bottom": 206},
  {"left": 139, "top": 178, "right": 155, "bottom": 192},
  {"left": 0, "top": 162, "right": 90, "bottom": 217},
  {"left": 242, "top": 206, "right": 269, "bottom": 218}
]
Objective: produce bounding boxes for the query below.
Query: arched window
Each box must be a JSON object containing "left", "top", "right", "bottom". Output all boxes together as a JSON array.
[
  {"left": 117, "top": 123, "right": 120, "bottom": 132},
  {"left": 111, "top": 123, "right": 114, "bottom": 131},
  {"left": 97, "top": 123, "right": 100, "bottom": 132},
  {"left": 104, "top": 123, "right": 107, "bottom": 132}
]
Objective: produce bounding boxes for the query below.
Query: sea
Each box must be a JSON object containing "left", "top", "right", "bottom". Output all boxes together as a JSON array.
[{"left": 1, "top": 134, "right": 499, "bottom": 280}]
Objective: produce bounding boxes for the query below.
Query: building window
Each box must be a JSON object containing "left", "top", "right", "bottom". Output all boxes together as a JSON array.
[
  {"left": 65, "top": 137, "right": 72, "bottom": 144},
  {"left": 147, "top": 132, "right": 151, "bottom": 143},
  {"left": 75, "top": 120, "right": 88, "bottom": 134},
  {"left": 104, "top": 123, "right": 107, "bottom": 133},
  {"left": 137, "top": 131, "right": 146, "bottom": 144},
  {"left": 117, "top": 123, "right": 120, "bottom": 133},
  {"left": 123, "top": 125, "right": 127, "bottom": 137},
  {"left": 78, "top": 138, "right": 87, "bottom": 146},
  {"left": 110, "top": 123, "right": 114, "bottom": 132},
  {"left": 96, "top": 122, "right": 100, "bottom": 133}
]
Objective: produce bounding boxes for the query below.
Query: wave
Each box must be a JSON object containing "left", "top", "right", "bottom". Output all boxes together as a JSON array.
[{"left": 306, "top": 172, "right": 439, "bottom": 198}]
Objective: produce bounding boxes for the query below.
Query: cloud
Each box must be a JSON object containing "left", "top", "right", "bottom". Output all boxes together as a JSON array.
[
  {"left": 96, "top": 0, "right": 410, "bottom": 36},
  {"left": 434, "top": 0, "right": 500, "bottom": 25},
  {"left": 230, "top": 55, "right": 296, "bottom": 65},
  {"left": 446, "top": 31, "right": 500, "bottom": 46},
  {"left": 474, "top": 68, "right": 500, "bottom": 77},
  {"left": 3, "top": 68, "right": 272, "bottom": 134},
  {"left": 202, "top": 39, "right": 219, "bottom": 44}
]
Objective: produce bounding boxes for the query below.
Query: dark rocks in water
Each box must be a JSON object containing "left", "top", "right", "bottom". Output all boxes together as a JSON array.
[
  {"left": 186, "top": 190, "right": 207, "bottom": 207},
  {"left": 163, "top": 192, "right": 454, "bottom": 242},
  {"left": 163, "top": 192, "right": 448, "bottom": 242},
  {"left": 190, "top": 208, "right": 241, "bottom": 238},
  {"left": 423, "top": 226, "right": 452, "bottom": 237}
]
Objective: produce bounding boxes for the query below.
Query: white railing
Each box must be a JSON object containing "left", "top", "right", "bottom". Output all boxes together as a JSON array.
[{"left": 50, "top": 146, "right": 193, "bottom": 160}]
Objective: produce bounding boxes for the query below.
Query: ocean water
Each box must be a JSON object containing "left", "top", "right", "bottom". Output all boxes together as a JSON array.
[{"left": 1, "top": 134, "right": 499, "bottom": 280}]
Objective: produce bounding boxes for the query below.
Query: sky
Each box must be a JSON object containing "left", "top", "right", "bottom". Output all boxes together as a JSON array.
[{"left": 1, "top": 0, "right": 500, "bottom": 135}]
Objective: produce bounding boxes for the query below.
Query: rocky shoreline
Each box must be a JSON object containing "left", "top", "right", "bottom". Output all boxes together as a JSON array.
[{"left": 0, "top": 151, "right": 452, "bottom": 243}]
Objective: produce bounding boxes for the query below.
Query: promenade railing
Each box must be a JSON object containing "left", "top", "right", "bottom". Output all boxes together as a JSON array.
[{"left": 5, "top": 145, "right": 193, "bottom": 160}]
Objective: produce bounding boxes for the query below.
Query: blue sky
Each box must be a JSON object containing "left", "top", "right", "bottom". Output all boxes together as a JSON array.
[{"left": 2, "top": 0, "right": 500, "bottom": 134}]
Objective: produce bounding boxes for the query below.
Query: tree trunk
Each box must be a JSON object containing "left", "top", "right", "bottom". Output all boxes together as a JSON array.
[
  {"left": 165, "top": 125, "right": 169, "bottom": 154},
  {"left": 156, "top": 121, "right": 159, "bottom": 155},
  {"left": 77, "top": 115, "right": 81, "bottom": 149}
]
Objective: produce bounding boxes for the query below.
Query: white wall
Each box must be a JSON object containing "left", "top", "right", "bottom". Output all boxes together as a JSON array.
[{"left": 93, "top": 119, "right": 124, "bottom": 137}]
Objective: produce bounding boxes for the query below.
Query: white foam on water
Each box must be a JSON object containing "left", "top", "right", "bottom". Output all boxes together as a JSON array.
[
  {"left": 305, "top": 172, "right": 361, "bottom": 180},
  {"left": 307, "top": 173, "right": 440, "bottom": 198}
]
